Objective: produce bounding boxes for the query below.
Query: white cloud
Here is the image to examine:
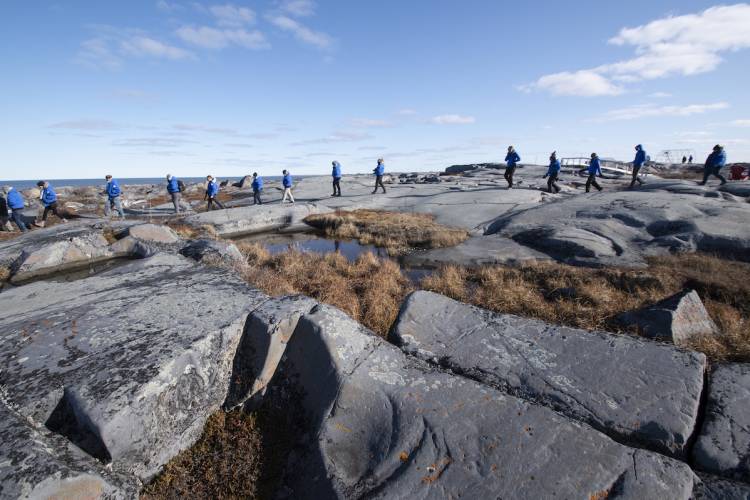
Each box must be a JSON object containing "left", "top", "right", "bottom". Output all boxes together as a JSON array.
[
  {"left": 209, "top": 4, "right": 256, "bottom": 27},
  {"left": 48, "top": 119, "right": 122, "bottom": 130},
  {"left": 279, "top": 0, "right": 316, "bottom": 17},
  {"left": 600, "top": 102, "right": 729, "bottom": 121},
  {"left": 291, "top": 130, "right": 372, "bottom": 145},
  {"left": 267, "top": 14, "right": 332, "bottom": 49},
  {"left": 120, "top": 36, "right": 192, "bottom": 60},
  {"left": 156, "top": 0, "right": 182, "bottom": 11},
  {"left": 351, "top": 118, "right": 392, "bottom": 128},
  {"left": 431, "top": 114, "right": 476, "bottom": 125},
  {"left": 396, "top": 108, "right": 417, "bottom": 116},
  {"left": 524, "top": 4, "right": 750, "bottom": 96},
  {"left": 649, "top": 92, "right": 672, "bottom": 98},
  {"left": 731, "top": 119, "right": 750, "bottom": 127},
  {"left": 176, "top": 25, "right": 269, "bottom": 49}
]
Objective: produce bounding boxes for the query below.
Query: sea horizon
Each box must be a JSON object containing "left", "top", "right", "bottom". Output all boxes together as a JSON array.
[{"left": 0, "top": 175, "right": 299, "bottom": 191}]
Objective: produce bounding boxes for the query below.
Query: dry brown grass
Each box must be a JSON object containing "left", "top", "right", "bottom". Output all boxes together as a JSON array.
[
  {"left": 304, "top": 209, "right": 469, "bottom": 256},
  {"left": 165, "top": 222, "right": 219, "bottom": 240},
  {"left": 421, "top": 253, "right": 750, "bottom": 362},
  {"left": 0, "top": 265, "right": 10, "bottom": 283},
  {"left": 234, "top": 242, "right": 412, "bottom": 337}
]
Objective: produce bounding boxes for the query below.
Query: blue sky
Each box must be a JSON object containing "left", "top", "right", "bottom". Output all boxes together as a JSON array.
[{"left": 1, "top": 0, "right": 749, "bottom": 180}]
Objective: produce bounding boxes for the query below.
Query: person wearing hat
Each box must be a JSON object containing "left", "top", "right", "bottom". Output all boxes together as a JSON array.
[
  {"left": 543, "top": 152, "right": 561, "bottom": 193},
  {"left": 331, "top": 161, "right": 342, "bottom": 197},
  {"left": 699, "top": 145, "right": 727, "bottom": 186},
  {"left": 504, "top": 146, "right": 521, "bottom": 188},
  {"left": 630, "top": 144, "right": 647, "bottom": 188},
  {"left": 372, "top": 159, "right": 386, "bottom": 194},
  {"left": 585, "top": 153, "right": 603, "bottom": 193},
  {"left": 204, "top": 175, "right": 225, "bottom": 210},
  {"left": 36, "top": 181, "right": 65, "bottom": 226},
  {"left": 4, "top": 186, "right": 28, "bottom": 231},
  {"left": 104, "top": 175, "right": 124, "bottom": 218},
  {"left": 281, "top": 170, "right": 295, "bottom": 203},
  {"left": 251, "top": 172, "right": 263, "bottom": 205},
  {"left": 166, "top": 174, "right": 182, "bottom": 213}
]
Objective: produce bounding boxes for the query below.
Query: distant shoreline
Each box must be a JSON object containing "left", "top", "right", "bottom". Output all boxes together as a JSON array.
[{"left": 0, "top": 176, "right": 296, "bottom": 190}]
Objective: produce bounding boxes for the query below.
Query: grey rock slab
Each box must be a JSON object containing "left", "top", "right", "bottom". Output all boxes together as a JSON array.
[
  {"left": 693, "top": 363, "right": 750, "bottom": 482},
  {"left": 126, "top": 222, "right": 180, "bottom": 244},
  {"left": 0, "top": 253, "right": 268, "bottom": 481},
  {"left": 268, "top": 304, "right": 697, "bottom": 499},
  {"left": 0, "top": 401, "right": 137, "bottom": 499},
  {"left": 183, "top": 202, "right": 330, "bottom": 237},
  {"left": 404, "top": 234, "right": 551, "bottom": 268},
  {"left": 180, "top": 238, "right": 244, "bottom": 266},
  {"left": 693, "top": 473, "right": 750, "bottom": 500},
  {"left": 390, "top": 291, "right": 706, "bottom": 457},
  {"left": 617, "top": 289, "right": 718, "bottom": 346}
]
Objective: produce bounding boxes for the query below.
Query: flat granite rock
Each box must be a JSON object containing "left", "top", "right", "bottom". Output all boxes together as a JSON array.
[
  {"left": 263, "top": 304, "right": 696, "bottom": 499},
  {"left": 0, "top": 401, "right": 137, "bottom": 499},
  {"left": 389, "top": 291, "right": 706, "bottom": 457},
  {"left": 693, "top": 473, "right": 750, "bottom": 500},
  {"left": 404, "top": 234, "right": 552, "bottom": 268},
  {"left": 693, "top": 363, "right": 750, "bottom": 482},
  {"left": 0, "top": 253, "right": 268, "bottom": 481},
  {"left": 183, "top": 202, "right": 330, "bottom": 237}
]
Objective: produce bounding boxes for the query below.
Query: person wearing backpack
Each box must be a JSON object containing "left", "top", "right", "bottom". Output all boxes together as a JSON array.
[
  {"left": 585, "top": 153, "right": 603, "bottom": 193},
  {"left": 543, "top": 151, "right": 561, "bottom": 193},
  {"left": 699, "top": 145, "right": 727, "bottom": 186},
  {"left": 372, "top": 159, "right": 386, "bottom": 194},
  {"left": 205, "top": 175, "right": 225, "bottom": 210},
  {"left": 630, "top": 144, "right": 647, "bottom": 188},
  {"left": 4, "top": 186, "right": 29, "bottom": 231},
  {"left": 166, "top": 174, "right": 183, "bottom": 213},
  {"left": 35, "top": 181, "right": 65, "bottom": 226},
  {"left": 504, "top": 146, "right": 521, "bottom": 188},
  {"left": 104, "top": 175, "right": 125, "bottom": 218},
  {"left": 331, "top": 161, "right": 342, "bottom": 197},
  {"left": 251, "top": 172, "right": 263, "bottom": 205},
  {"left": 281, "top": 170, "right": 295, "bottom": 203}
]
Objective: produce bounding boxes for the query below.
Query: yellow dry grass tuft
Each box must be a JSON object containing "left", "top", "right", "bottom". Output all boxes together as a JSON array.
[
  {"left": 0, "top": 266, "right": 10, "bottom": 283},
  {"left": 304, "top": 209, "right": 469, "bottom": 256}
]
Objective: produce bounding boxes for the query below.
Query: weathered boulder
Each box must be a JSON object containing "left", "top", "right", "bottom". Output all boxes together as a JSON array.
[
  {"left": 126, "top": 223, "right": 180, "bottom": 244},
  {"left": 183, "top": 203, "right": 329, "bottom": 237},
  {"left": 390, "top": 291, "right": 706, "bottom": 457},
  {"left": 10, "top": 231, "right": 114, "bottom": 284},
  {"left": 485, "top": 188, "right": 750, "bottom": 266},
  {"left": 180, "top": 238, "right": 244, "bottom": 266},
  {"left": 693, "top": 473, "right": 750, "bottom": 500},
  {"left": 617, "top": 289, "right": 718, "bottom": 345},
  {"left": 0, "top": 253, "right": 267, "bottom": 481},
  {"left": 261, "top": 304, "right": 697, "bottom": 498},
  {"left": 0, "top": 401, "right": 137, "bottom": 499},
  {"left": 693, "top": 363, "right": 750, "bottom": 482},
  {"left": 404, "top": 234, "right": 551, "bottom": 268}
]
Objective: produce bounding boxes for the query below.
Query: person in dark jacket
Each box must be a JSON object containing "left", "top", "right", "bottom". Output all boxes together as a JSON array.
[
  {"left": 4, "top": 186, "right": 28, "bottom": 231},
  {"left": 205, "top": 175, "right": 225, "bottom": 210},
  {"left": 332, "top": 161, "right": 342, "bottom": 197},
  {"left": 504, "top": 146, "right": 521, "bottom": 188},
  {"left": 688, "top": 155, "right": 693, "bottom": 163},
  {"left": 585, "top": 153, "right": 603, "bottom": 192},
  {"left": 166, "top": 174, "right": 182, "bottom": 213},
  {"left": 36, "top": 181, "right": 65, "bottom": 226},
  {"left": 0, "top": 190, "right": 9, "bottom": 231},
  {"left": 251, "top": 173, "right": 263, "bottom": 205},
  {"left": 543, "top": 152, "right": 561, "bottom": 193},
  {"left": 630, "top": 144, "right": 647, "bottom": 188},
  {"left": 372, "top": 159, "right": 386, "bottom": 194},
  {"left": 281, "top": 170, "right": 295, "bottom": 203},
  {"left": 699, "top": 145, "right": 727, "bottom": 186},
  {"left": 104, "top": 175, "right": 124, "bottom": 218}
]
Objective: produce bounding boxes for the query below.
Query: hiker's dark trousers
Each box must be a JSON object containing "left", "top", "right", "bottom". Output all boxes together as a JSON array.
[
  {"left": 42, "top": 202, "right": 61, "bottom": 221},
  {"left": 630, "top": 166, "right": 643, "bottom": 187},
  {"left": 207, "top": 197, "right": 225, "bottom": 210},
  {"left": 504, "top": 166, "right": 516, "bottom": 187},
  {"left": 585, "top": 174, "right": 602, "bottom": 192},
  {"left": 547, "top": 174, "right": 560, "bottom": 193},
  {"left": 373, "top": 176, "right": 386, "bottom": 193},
  {"left": 332, "top": 177, "right": 341, "bottom": 196},
  {"left": 253, "top": 189, "right": 263, "bottom": 205},
  {"left": 702, "top": 166, "right": 727, "bottom": 184},
  {"left": 12, "top": 212, "right": 28, "bottom": 231}
]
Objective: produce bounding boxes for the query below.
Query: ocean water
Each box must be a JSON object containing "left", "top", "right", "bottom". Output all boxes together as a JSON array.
[{"left": 0, "top": 176, "right": 292, "bottom": 190}]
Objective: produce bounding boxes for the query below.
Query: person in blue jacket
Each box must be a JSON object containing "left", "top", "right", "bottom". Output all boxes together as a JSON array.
[
  {"left": 36, "top": 181, "right": 65, "bottom": 226},
  {"left": 204, "top": 175, "right": 225, "bottom": 210},
  {"left": 630, "top": 144, "right": 647, "bottom": 188},
  {"left": 699, "top": 145, "right": 727, "bottom": 186},
  {"left": 372, "top": 159, "right": 386, "bottom": 194},
  {"left": 282, "top": 170, "right": 295, "bottom": 203},
  {"left": 543, "top": 151, "right": 561, "bottom": 193},
  {"left": 4, "top": 186, "right": 28, "bottom": 231},
  {"left": 504, "top": 146, "right": 521, "bottom": 188},
  {"left": 331, "top": 161, "right": 342, "bottom": 197},
  {"left": 166, "top": 174, "right": 182, "bottom": 213},
  {"left": 585, "top": 153, "right": 603, "bottom": 193},
  {"left": 251, "top": 172, "right": 263, "bottom": 205},
  {"left": 104, "top": 175, "right": 125, "bottom": 218}
]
